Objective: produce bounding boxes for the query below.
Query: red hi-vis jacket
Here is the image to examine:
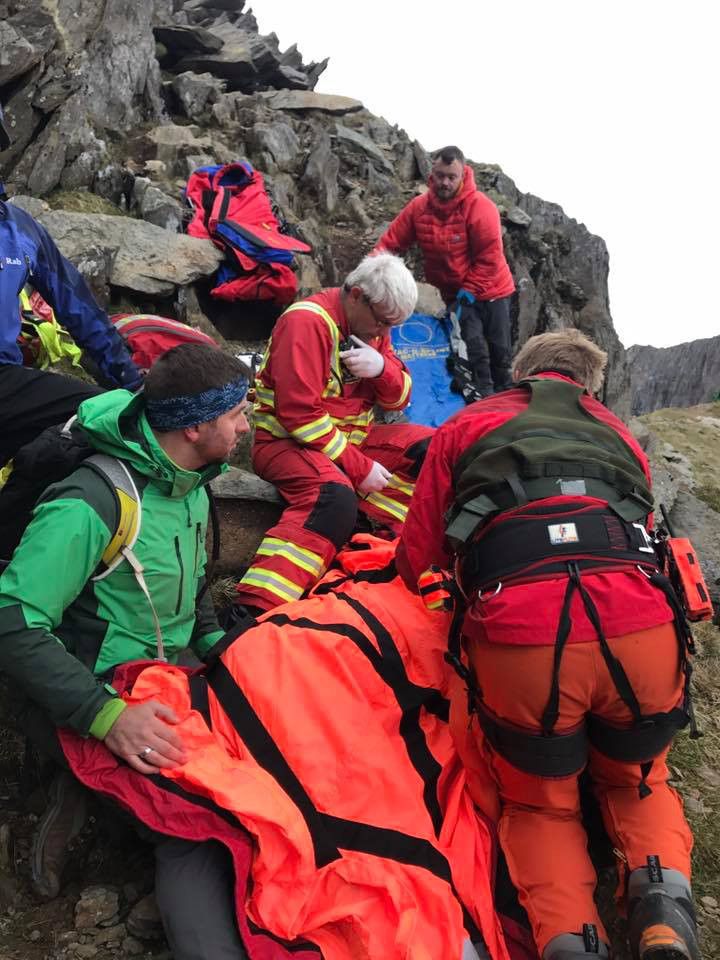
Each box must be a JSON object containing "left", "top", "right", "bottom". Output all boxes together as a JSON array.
[
  {"left": 396, "top": 373, "right": 674, "bottom": 646},
  {"left": 59, "top": 538, "right": 520, "bottom": 960},
  {"left": 377, "top": 166, "right": 515, "bottom": 304},
  {"left": 253, "top": 288, "right": 413, "bottom": 487}
]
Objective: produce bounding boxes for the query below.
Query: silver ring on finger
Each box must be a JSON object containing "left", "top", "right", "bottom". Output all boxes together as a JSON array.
[{"left": 139, "top": 745, "right": 153, "bottom": 760}]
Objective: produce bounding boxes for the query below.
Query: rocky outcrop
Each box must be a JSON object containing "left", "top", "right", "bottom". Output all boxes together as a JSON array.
[
  {"left": 627, "top": 337, "right": 720, "bottom": 414},
  {"left": 1, "top": 0, "right": 632, "bottom": 416},
  {"left": 11, "top": 196, "right": 223, "bottom": 299}
]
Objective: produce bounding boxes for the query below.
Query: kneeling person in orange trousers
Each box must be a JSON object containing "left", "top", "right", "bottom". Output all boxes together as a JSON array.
[
  {"left": 235, "top": 253, "right": 433, "bottom": 614},
  {"left": 397, "top": 329, "right": 698, "bottom": 960}
]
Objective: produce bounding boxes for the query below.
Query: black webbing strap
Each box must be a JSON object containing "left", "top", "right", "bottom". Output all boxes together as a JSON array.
[{"left": 540, "top": 562, "right": 582, "bottom": 736}]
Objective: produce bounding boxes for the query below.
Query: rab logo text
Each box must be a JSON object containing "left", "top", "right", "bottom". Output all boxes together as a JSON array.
[{"left": 5, "top": 257, "right": 22, "bottom": 266}]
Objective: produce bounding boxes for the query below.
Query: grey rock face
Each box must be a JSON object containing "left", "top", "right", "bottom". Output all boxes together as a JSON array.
[
  {"left": 302, "top": 135, "right": 339, "bottom": 214},
  {"left": 250, "top": 121, "right": 301, "bottom": 173},
  {"left": 257, "top": 90, "right": 363, "bottom": 115},
  {"left": 31, "top": 209, "right": 222, "bottom": 296},
  {"left": 333, "top": 124, "right": 394, "bottom": 172},
  {"left": 172, "top": 71, "right": 226, "bottom": 121},
  {"left": 627, "top": 337, "right": 720, "bottom": 414},
  {"left": 0, "top": 7, "right": 57, "bottom": 87}
]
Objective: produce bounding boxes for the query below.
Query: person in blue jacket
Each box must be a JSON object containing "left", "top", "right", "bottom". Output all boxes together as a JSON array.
[{"left": 0, "top": 104, "right": 142, "bottom": 472}]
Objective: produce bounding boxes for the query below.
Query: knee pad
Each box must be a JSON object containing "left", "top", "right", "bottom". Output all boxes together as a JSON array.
[{"left": 305, "top": 482, "right": 357, "bottom": 550}]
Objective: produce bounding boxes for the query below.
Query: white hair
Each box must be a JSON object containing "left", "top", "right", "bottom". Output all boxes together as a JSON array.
[{"left": 343, "top": 253, "right": 417, "bottom": 323}]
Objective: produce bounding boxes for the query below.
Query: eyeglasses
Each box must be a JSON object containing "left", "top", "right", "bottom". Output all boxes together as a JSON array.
[{"left": 363, "top": 296, "right": 397, "bottom": 330}]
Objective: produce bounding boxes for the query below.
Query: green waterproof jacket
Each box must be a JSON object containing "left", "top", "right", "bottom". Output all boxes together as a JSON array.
[{"left": 0, "top": 389, "right": 225, "bottom": 738}]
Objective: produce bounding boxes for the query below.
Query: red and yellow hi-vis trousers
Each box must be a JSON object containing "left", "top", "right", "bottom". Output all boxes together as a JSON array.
[
  {"left": 457, "top": 624, "right": 693, "bottom": 957},
  {"left": 235, "top": 423, "right": 433, "bottom": 612}
]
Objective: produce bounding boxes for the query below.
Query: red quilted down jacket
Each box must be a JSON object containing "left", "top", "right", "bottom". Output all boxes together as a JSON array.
[{"left": 377, "top": 165, "right": 515, "bottom": 304}]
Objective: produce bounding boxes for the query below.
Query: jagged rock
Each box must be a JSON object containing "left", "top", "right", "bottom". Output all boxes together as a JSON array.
[
  {"left": 296, "top": 256, "right": 322, "bottom": 297},
  {"left": 412, "top": 140, "right": 431, "bottom": 181},
  {"left": 4, "top": 1, "right": 163, "bottom": 196},
  {"left": 302, "top": 135, "right": 339, "bottom": 214},
  {"left": 147, "top": 122, "right": 216, "bottom": 174},
  {"left": 172, "top": 71, "right": 226, "bottom": 121},
  {"left": 506, "top": 205, "right": 532, "bottom": 227},
  {"left": 153, "top": 23, "right": 223, "bottom": 55},
  {"left": 393, "top": 143, "right": 417, "bottom": 182},
  {"left": 133, "top": 179, "right": 184, "bottom": 232},
  {"left": 0, "top": 7, "right": 57, "bottom": 87},
  {"left": 345, "top": 190, "right": 372, "bottom": 229},
  {"left": 669, "top": 491, "right": 720, "bottom": 598},
  {"left": 92, "top": 924, "right": 127, "bottom": 945},
  {"left": 257, "top": 90, "right": 363, "bottom": 115},
  {"left": 28, "top": 208, "right": 222, "bottom": 296},
  {"left": 416, "top": 283, "right": 445, "bottom": 317},
  {"left": 173, "top": 21, "right": 259, "bottom": 84},
  {"left": 75, "top": 886, "right": 120, "bottom": 930},
  {"left": 126, "top": 893, "right": 164, "bottom": 940},
  {"left": 211, "top": 467, "right": 281, "bottom": 502},
  {"left": 627, "top": 336, "right": 720, "bottom": 415},
  {"left": 250, "top": 121, "right": 300, "bottom": 173},
  {"left": 333, "top": 124, "right": 393, "bottom": 172}
]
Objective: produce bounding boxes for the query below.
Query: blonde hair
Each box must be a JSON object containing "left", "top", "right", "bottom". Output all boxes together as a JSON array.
[{"left": 512, "top": 329, "right": 607, "bottom": 394}]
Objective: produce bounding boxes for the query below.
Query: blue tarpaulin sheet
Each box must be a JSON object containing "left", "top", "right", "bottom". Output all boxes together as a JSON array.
[{"left": 390, "top": 314, "right": 465, "bottom": 427}]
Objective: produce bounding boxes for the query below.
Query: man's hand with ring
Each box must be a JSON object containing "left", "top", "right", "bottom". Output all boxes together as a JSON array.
[{"left": 103, "top": 700, "right": 188, "bottom": 774}]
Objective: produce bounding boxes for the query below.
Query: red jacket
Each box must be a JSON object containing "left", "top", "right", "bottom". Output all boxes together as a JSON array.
[
  {"left": 396, "top": 373, "right": 673, "bottom": 646},
  {"left": 377, "top": 166, "right": 515, "bottom": 304},
  {"left": 253, "top": 288, "right": 412, "bottom": 487}
]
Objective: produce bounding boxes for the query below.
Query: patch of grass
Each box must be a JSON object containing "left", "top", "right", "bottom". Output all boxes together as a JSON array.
[
  {"left": 46, "top": 190, "right": 126, "bottom": 216},
  {"left": 668, "top": 623, "right": 720, "bottom": 957},
  {"left": 695, "top": 484, "right": 720, "bottom": 514}
]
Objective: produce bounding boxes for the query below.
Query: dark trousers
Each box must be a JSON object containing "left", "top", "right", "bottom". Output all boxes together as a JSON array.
[
  {"left": 0, "top": 363, "right": 101, "bottom": 467},
  {"left": 0, "top": 364, "right": 101, "bottom": 560},
  {"left": 458, "top": 296, "right": 513, "bottom": 394},
  {"left": 20, "top": 700, "right": 248, "bottom": 960}
]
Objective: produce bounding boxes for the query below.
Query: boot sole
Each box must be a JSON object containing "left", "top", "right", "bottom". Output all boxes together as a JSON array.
[{"left": 639, "top": 923, "right": 693, "bottom": 959}]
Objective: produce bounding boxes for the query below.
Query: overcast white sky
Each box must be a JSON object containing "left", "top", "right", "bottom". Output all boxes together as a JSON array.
[{"left": 255, "top": 0, "right": 718, "bottom": 348}]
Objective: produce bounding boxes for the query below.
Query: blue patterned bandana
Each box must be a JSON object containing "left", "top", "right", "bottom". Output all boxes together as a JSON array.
[{"left": 145, "top": 376, "right": 249, "bottom": 431}]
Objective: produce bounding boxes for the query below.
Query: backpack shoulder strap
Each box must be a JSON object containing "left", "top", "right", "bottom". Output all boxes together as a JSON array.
[{"left": 84, "top": 454, "right": 141, "bottom": 581}]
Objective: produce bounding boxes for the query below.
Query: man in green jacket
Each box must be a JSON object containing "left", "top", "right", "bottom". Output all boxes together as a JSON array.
[{"left": 0, "top": 342, "right": 251, "bottom": 959}]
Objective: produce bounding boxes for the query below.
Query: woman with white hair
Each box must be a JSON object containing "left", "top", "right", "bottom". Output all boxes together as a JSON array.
[{"left": 234, "top": 253, "right": 434, "bottom": 615}]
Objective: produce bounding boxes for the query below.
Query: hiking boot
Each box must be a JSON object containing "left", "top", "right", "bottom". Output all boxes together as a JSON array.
[
  {"left": 543, "top": 925, "right": 610, "bottom": 958},
  {"left": 30, "top": 770, "right": 88, "bottom": 901},
  {"left": 627, "top": 858, "right": 700, "bottom": 960}
]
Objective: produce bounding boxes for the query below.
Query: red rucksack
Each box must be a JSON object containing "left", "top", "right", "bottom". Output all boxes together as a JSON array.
[{"left": 111, "top": 314, "right": 219, "bottom": 372}]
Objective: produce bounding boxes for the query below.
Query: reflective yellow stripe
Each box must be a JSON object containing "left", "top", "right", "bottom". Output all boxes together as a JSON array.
[
  {"left": 253, "top": 412, "right": 290, "bottom": 439},
  {"left": 290, "top": 414, "right": 334, "bottom": 444},
  {"left": 19, "top": 288, "right": 32, "bottom": 312},
  {"left": 382, "top": 370, "right": 412, "bottom": 410},
  {"left": 331, "top": 410, "right": 375, "bottom": 427},
  {"left": 283, "top": 301, "right": 342, "bottom": 399},
  {"left": 239, "top": 568, "right": 304, "bottom": 603},
  {"left": 364, "top": 490, "right": 409, "bottom": 522},
  {"left": 346, "top": 429, "right": 368, "bottom": 446},
  {"left": 256, "top": 537, "right": 324, "bottom": 576},
  {"left": 387, "top": 475, "right": 415, "bottom": 497},
  {"left": 321, "top": 429, "right": 347, "bottom": 461},
  {"left": 254, "top": 383, "right": 275, "bottom": 406},
  {"left": 424, "top": 597, "right": 447, "bottom": 611}
]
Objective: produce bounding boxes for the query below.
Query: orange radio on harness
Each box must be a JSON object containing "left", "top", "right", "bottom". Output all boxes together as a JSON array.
[{"left": 655, "top": 504, "right": 714, "bottom": 622}]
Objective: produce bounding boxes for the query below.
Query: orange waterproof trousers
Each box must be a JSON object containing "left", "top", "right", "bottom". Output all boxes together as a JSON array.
[{"left": 466, "top": 623, "right": 693, "bottom": 956}]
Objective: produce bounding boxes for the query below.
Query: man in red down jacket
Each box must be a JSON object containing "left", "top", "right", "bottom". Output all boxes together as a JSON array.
[
  {"left": 396, "top": 330, "right": 698, "bottom": 960},
  {"left": 376, "top": 144, "right": 515, "bottom": 397},
  {"left": 234, "top": 253, "right": 434, "bottom": 615}
]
